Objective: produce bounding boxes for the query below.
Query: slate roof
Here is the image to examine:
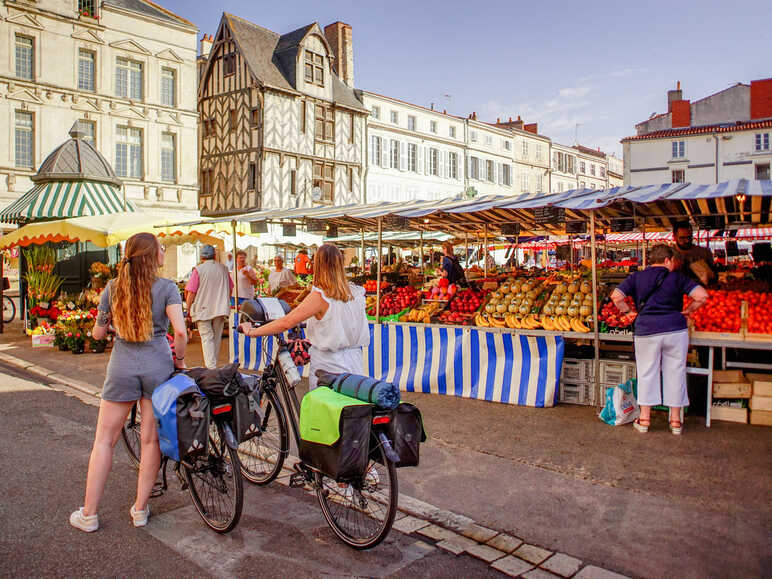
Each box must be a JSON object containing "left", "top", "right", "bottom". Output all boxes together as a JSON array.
[
  {"left": 103, "top": 0, "right": 195, "bottom": 28},
  {"left": 622, "top": 118, "right": 772, "bottom": 142},
  {"left": 32, "top": 124, "right": 121, "bottom": 185}
]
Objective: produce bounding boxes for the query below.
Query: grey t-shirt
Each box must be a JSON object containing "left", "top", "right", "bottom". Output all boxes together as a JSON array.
[{"left": 99, "top": 278, "right": 182, "bottom": 339}]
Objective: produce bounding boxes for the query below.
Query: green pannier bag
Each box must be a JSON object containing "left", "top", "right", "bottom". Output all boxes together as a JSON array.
[{"left": 298, "top": 387, "right": 373, "bottom": 481}]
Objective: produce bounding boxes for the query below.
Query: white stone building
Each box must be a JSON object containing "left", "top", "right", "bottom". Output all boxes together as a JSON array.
[
  {"left": 550, "top": 142, "right": 616, "bottom": 192},
  {"left": 573, "top": 144, "right": 608, "bottom": 190},
  {"left": 623, "top": 79, "right": 772, "bottom": 185},
  {"left": 0, "top": 0, "right": 200, "bottom": 219},
  {"left": 607, "top": 154, "right": 623, "bottom": 187},
  {"left": 550, "top": 142, "right": 577, "bottom": 193}
]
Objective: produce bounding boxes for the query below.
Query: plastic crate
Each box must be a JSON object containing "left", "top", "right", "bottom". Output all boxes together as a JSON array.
[
  {"left": 559, "top": 381, "right": 595, "bottom": 405},
  {"left": 561, "top": 358, "right": 594, "bottom": 384},
  {"left": 600, "top": 360, "right": 636, "bottom": 386}
]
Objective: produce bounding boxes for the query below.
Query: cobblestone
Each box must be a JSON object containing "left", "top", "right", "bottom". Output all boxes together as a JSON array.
[
  {"left": 574, "top": 566, "right": 630, "bottom": 579},
  {"left": 514, "top": 544, "right": 553, "bottom": 565},
  {"left": 492, "top": 555, "right": 535, "bottom": 577},
  {"left": 541, "top": 553, "right": 583, "bottom": 578},
  {"left": 487, "top": 533, "right": 524, "bottom": 554}
]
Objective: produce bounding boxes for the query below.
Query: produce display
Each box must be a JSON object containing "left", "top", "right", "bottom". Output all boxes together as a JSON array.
[
  {"left": 425, "top": 277, "right": 458, "bottom": 301},
  {"left": 363, "top": 280, "right": 390, "bottom": 293},
  {"left": 599, "top": 296, "right": 636, "bottom": 330},
  {"left": 366, "top": 285, "right": 420, "bottom": 317},
  {"left": 745, "top": 291, "right": 772, "bottom": 335},
  {"left": 402, "top": 301, "right": 444, "bottom": 323},
  {"left": 437, "top": 287, "right": 489, "bottom": 326}
]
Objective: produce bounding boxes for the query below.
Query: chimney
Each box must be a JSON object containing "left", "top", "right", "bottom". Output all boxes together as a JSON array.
[
  {"left": 671, "top": 99, "right": 691, "bottom": 128},
  {"left": 492, "top": 117, "right": 524, "bottom": 130},
  {"left": 200, "top": 34, "right": 213, "bottom": 58},
  {"left": 472, "top": 111, "right": 477, "bottom": 120},
  {"left": 750, "top": 77, "right": 772, "bottom": 120},
  {"left": 523, "top": 123, "right": 538, "bottom": 134},
  {"left": 324, "top": 22, "right": 354, "bottom": 87},
  {"left": 667, "top": 81, "right": 683, "bottom": 113}
]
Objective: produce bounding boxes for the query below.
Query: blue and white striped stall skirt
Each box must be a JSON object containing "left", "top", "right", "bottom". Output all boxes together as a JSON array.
[{"left": 231, "top": 322, "right": 564, "bottom": 408}]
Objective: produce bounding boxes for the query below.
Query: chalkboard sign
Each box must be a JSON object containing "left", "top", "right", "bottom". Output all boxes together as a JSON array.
[
  {"left": 694, "top": 215, "right": 723, "bottom": 229},
  {"left": 610, "top": 218, "right": 635, "bottom": 232},
  {"left": 533, "top": 206, "right": 565, "bottom": 225},
  {"left": 326, "top": 225, "right": 338, "bottom": 238},
  {"left": 384, "top": 215, "right": 409, "bottom": 230},
  {"left": 250, "top": 221, "right": 268, "bottom": 234},
  {"left": 282, "top": 223, "right": 296, "bottom": 237},
  {"left": 565, "top": 220, "right": 587, "bottom": 234},
  {"left": 305, "top": 219, "right": 327, "bottom": 232},
  {"left": 501, "top": 223, "right": 521, "bottom": 236}
]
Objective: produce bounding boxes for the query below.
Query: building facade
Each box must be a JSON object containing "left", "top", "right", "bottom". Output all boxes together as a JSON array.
[
  {"left": 623, "top": 78, "right": 772, "bottom": 185},
  {"left": 0, "top": 0, "right": 200, "bottom": 218},
  {"left": 607, "top": 154, "right": 623, "bottom": 187},
  {"left": 198, "top": 14, "right": 367, "bottom": 216},
  {"left": 550, "top": 142, "right": 614, "bottom": 192}
]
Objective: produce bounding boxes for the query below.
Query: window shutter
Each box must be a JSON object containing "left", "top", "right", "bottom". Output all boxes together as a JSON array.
[
  {"left": 424, "top": 147, "right": 429, "bottom": 176},
  {"left": 381, "top": 139, "right": 388, "bottom": 168},
  {"left": 400, "top": 141, "right": 407, "bottom": 171},
  {"left": 417, "top": 145, "right": 423, "bottom": 173}
]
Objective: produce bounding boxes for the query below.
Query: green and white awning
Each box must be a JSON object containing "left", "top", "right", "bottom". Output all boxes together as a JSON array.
[{"left": 0, "top": 180, "right": 135, "bottom": 224}]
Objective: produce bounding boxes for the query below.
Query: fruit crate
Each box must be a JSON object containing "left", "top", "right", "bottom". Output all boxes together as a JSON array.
[
  {"left": 559, "top": 381, "right": 596, "bottom": 405},
  {"left": 600, "top": 359, "right": 636, "bottom": 386},
  {"left": 561, "top": 358, "right": 594, "bottom": 384},
  {"left": 367, "top": 307, "right": 410, "bottom": 323}
]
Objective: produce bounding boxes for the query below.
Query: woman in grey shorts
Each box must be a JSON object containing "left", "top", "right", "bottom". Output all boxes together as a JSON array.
[{"left": 70, "top": 233, "right": 188, "bottom": 532}]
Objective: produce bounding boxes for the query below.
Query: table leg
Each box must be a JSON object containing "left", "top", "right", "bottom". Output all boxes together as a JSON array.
[{"left": 706, "top": 346, "right": 714, "bottom": 428}]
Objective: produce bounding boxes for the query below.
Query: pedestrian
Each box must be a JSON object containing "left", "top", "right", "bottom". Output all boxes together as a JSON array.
[
  {"left": 294, "top": 248, "right": 312, "bottom": 277},
  {"left": 225, "top": 252, "right": 234, "bottom": 271},
  {"left": 268, "top": 254, "right": 297, "bottom": 293},
  {"left": 185, "top": 244, "right": 232, "bottom": 369},
  {"left": 610, "top": 244, "right": 708, "bottom": 435},
  {"left": 70, "top": 233, "right": 187, "bottom": 532},
  {"left": 239, "top": 243, "right": 369, "bottom": 389},
  {"left": 441, "top": 241, "right": 467, "bottom": 286},
  {"left": 232, "top": 250, "right": 258, "bottom": 305}
]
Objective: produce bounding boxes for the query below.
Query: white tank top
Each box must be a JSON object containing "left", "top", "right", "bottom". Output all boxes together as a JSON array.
[{"left": 305, "top": 284, "right": 370, "bottom": 352}]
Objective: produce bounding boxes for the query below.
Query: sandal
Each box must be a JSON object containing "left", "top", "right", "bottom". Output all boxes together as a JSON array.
[
  {"left": 669, "top": 420, "right": 683, "bottom": 436},
  {"left": 633, "top": 418, "right": 650, "bottom": 433}
]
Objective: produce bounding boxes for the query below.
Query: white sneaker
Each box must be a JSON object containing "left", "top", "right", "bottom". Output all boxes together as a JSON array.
[
  {"left": 70, "top": 507, "right": 98, "bottom": 532},
  {"left": 365, "top": 465, "right": 380, "bottom": 486},
  {"left": 336, "top": 483, "right": 355, "bottom": 502},
  {"left": 130, "top": 504, "right": 150, "bottom": 527}
]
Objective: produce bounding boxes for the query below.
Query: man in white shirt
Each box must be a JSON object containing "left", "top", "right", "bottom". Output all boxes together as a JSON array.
[
  {"left": 232, "top": 250, "right": 258, "bottom": 305},
  {"left": 268, "top": 255, "right": 297, "bottom": 293}
]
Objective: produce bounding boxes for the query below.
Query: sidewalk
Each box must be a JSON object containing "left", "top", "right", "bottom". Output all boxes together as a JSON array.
[{"left": 2, "top": 319, "right": 770, "bottom": 578}]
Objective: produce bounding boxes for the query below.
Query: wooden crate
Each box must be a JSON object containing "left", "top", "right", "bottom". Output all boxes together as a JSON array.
[
  {"left": 749, "top": 410, "right": 772, "bottom": 426},
  {"left": 745, "top": 373, "right": 772, "bottom": 398},
  {"left": 712, "top": 370, "right": 751, "bottom": 399},
  {"left": 690, "top": 330, "right": 744, "bottom": 341},
  {"left": 749, "top": 396, "right": 772, "bottom": 411},
  {"left": 710, "top": 405, "right": 748, "bottom": 424}
]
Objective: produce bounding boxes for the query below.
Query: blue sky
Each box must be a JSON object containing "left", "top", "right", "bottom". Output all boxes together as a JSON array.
[{"left": 166, "top": 0, "right": 771, "bottom": 157}]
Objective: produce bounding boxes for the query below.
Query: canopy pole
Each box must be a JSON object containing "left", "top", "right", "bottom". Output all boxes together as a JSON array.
[
  {"left": 232, "top": 220, "right": 239, "bottom": 314},
  {"left": 464, "top": 232, "right": 469, "bottom": 272},
  {"left": 376, "top": 217, "right": 383, "bottom": 323},
  {"left": 360, "top": 228, "right": 365, "bottom": 275},
  {"left": 590, "top": 211, "right": 601, "bottom": 405},
  {"left": 483, "top": 223, "right": 489, "bottom": 277},
  {"left": 641, "top": 222, "right": 647, "bottom": 267},
  {"left": 419, "top": 230, "right": 424, "bottom": 274}
]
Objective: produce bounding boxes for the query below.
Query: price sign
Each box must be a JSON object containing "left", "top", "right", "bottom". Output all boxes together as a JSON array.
[
  {"left": 534, "top": 206, "right": 565, "bottom": 225},
  {"left": 384, "top": 215, "right": 409, "bottom": 230},
  {"left": 326, "top": 225, "right": 338, "bottom": 238},
  {"left": 610, "top": 218, "right": 635, "bottom": 232},
  {"left": 282, "top": 223, "right": 297, "bottom": 237},
  {"left": 565, "top": 220, "right": 587, "bottom": 234},
  {"left": 250, "top": 221, "right": 268, "bottom": 234},
  {"left": 694, "top": 215, "right": 723, "bottom": 229},
  {"left": 501, "top": 223, "right": 521, "bottom": 236},
  {"left": 305, "top": 219, "right": 327, "bottom": 232}
]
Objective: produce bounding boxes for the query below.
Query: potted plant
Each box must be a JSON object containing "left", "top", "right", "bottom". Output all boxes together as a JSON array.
[
  {"left": 89, "top": 262, "right": 112, "bottom": 290},
  {"left": 65, "top": 331, "right": 85, "bottom": 354}
]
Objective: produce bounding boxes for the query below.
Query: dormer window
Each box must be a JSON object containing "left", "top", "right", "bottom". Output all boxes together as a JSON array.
[{"left": 304, "top": 50, "right": 324, "bottom": 87}]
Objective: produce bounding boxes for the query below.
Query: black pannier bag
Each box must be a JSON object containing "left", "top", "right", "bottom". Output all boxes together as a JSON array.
[
  {"left": 187, "top": 362, "right": 247, "bottom": 406},
  {"left": 388, "top": 403, "right": 426, "bottom": 467},
  {"left": 152, "top": 374, "right": 211, "bottom": 463},
  {"left": 232, "top": 390, "right": 263, "bottom": 443}
]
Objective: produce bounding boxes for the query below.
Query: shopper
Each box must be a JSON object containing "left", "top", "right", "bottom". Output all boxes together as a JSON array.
[
  {"left": 441, "top": 241, "right": 467, "bottom": 286},
  {"left": 185, "top": 244, "right": 232, "bottom": 369},
  {"left": 268, "top": 255, "right": 297, "bottom": 293},
  {"left": 225, "top": 252, "right": 234, "bottom": 271},
  {"left": 610, "top": 244, "right": 708, "bottom": 435},
  {"left": 239, "top": 243, "right": 369, "bottom": 389},
  {"left": 232, "top": 250, "right": 258, "bottom": 305},
  {"left": 70, "top": 233, "right": 187, "bottom": 532}
]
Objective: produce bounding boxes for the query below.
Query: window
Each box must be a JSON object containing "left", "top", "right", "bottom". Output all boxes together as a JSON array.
[
  {"left": 304, "top": 50, "right": 324, "bottom": 86},
  {"left": 407, "top": 115, "right": 416, "bottom": 131},
  {"left": 115, "top": 126, "right": 142, "bottom": 178},
  {"left": 579, "top": 180, "right": 586, "bottom": 188},
  {"left": 15, "top": 35, "right": 34, "bottom": 80},
  {"left": 756, "top": 133, "right": 770, "bottom": 152},
  {"left": 470, "top": 130, "right": 478, "bottom": 142},
  {"left": 289, "top": 168, "right": 296, "bottom": 195},
  {"left": 503, "top": 164, "right": 511, "bottom": 186},
  {"left": 390, "top": 110, "right": 399, "bottom": 124},
  {"left": 600, "top": 166, "right": 606, "bottom": 177},
  {"left": 755, "top": 163, "right": 770, "bottom": 180},
  {"left": 504, "top": 140, "right": 511, "bottom": 151},
  {"left": 201, "top": 168, "right": 213, "bottom": 194},
  {"left": 521, "top": 140, "right": 528, "bottom": 158},
  {"left": 486, "top": 159, "right": 494, "bottom": 182},
  {"left": 671, "top": 169, "right": 685, "bottom": 183},
  {"left": 536, "top": 145, "right": 542, "bottom": 161},
  {"left": 672, "top": 140, "right": 685, "bottom": 158},
  {"left": 315, "top": 104, "right": 334, "bottom": 142},
  {"left": 230, "top": 109, "right": 237, "bottom": 133},
  {"left": 223, "top": 52, "right": 235, "bottom": 76},
  {"left": 160, "top": 67, "right": 176, "bottom": 106},
  {"left": 430, "top": 120, "right": 438, "bottom": 134},
  {"left": 299, "top": 101, "right": 305, "bottom": 132},
  {"left": 370, "top": 135, "right": 382, "bottom": 166},
  {"left": 348, "top": 112, "right": 354, "bottom": 144},
  {"left": 115, "top": 57, "right": 143, "bottom": 100},
  {"left": 579, "top": 161, "right": 586, "bottom": 173},
  {"left": 78, "top": 0, "right": 97, "bottom": 17},
  {"left": 348, "top": 167, "right": 354, "bottom": 192},
  {"left": 76, "top": 119, "right": 95, "bottom": 145},
  {"left": 14, "top": 111, "right": 33, "bottom": 168},
  {"left": 449, "top": 126, "right": 456, "bottom": 138},
  {"left": 390, "top": 140, "right": 399, "bottom": 169},
  {"left": 160, "top": 133, "right": 176, "bottom": 182},
  {"left": 408, "top": 143, "right": 418, "bottom": 172},
  {"left": 536, "top": 175, "right": 542, "bottom": 193},
  {"left": 449, "top": 152, "right": 458, "bottom": 179},
  {"left": 521, "top": 173, "right": 528, "bottom": 191},
  {"left": 590, "top": 164, "right": 596, "bottom": 176},
  {"left": 485, "top": 135, "right": 493, "bottom": 146},
  {"left": 429, "top": 148, "right": 439, "bottom": 176},
  {"left": 470, "top": 156, "right": 480, "bottom": 180},
  {"left": 371, "top": 105, "right": 380, "bottom": 120},
  {"left": 78, "top": 49, "right": 95, "bottom": 92},
  {"left": 252, "top": 107, "right": 260, "bottom": 127},
  {"left": 203, "top": 118, "right": 215, "bottom": 138},
  {"left": 313, "top": 162, "right": 333, "bottom": 202}
]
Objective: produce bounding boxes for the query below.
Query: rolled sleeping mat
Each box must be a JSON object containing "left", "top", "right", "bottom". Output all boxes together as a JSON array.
[{"left": 315, "top": 371, "right": 401, "bottom": 410}]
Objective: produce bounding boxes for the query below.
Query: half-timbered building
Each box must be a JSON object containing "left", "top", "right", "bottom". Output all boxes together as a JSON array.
[{"left": 198, "top": 14, "right": 367, "bottom": 216}]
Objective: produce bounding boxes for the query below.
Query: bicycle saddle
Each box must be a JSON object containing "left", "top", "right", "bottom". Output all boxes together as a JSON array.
[{"left": 239, "top": 298, "right": 291, "bottom": 325}]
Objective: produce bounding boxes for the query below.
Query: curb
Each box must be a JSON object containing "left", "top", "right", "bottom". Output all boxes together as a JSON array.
[{"left": 0, "top": 350, "right": 629, "bottom": 579}]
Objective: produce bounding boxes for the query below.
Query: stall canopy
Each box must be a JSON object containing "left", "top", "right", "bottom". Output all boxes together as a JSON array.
[{"left": 0, "top": 124, "right": 136, "bottom": 225}]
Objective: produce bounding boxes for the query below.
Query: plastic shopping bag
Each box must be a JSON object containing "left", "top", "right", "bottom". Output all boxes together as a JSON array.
[{"left": 599, "top": 378, "right": 640, "bottom": 426}]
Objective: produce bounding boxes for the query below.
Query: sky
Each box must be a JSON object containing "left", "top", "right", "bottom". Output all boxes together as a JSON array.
[{"left": 165, "top": 0, "right": 771, "bottom": 157}]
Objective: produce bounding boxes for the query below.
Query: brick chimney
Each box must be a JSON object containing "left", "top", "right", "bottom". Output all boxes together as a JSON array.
[
  {"left": 671, "top": 99, "right": 691, "bottom": 128},
  {"left": 200, "top": 34, "right": 213, "bottom": 58},
  {"left": 493, "top": 116, "right": 525, "bottom": 130},
  {"left": 324, "top": 21, "right": 354, "bottom": 87},
  {"left": 750, "top": 77, "right": 772, "bottom": 120},
  {"left": 523, "top": 123, "right": 538, "bottom": 134},
  {"left": 667, "top": 81, "right": 683, "bottom": 113}
]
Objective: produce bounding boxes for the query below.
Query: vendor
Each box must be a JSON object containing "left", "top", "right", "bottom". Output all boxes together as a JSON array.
[
  {"left": 294, "top": 248, "right": 312, "bottom": 277},
  {"left": 268, "top": 255, "right": 297, "bottom": 294},
  {"left": 441, "top": 241, "right": 467, "bottom": 286},
  {"left": 232, "top": 250, "right": 258, "bottom": 305},
  {"left": 672, "top": 220, "right": 716, "bottom": 286}
]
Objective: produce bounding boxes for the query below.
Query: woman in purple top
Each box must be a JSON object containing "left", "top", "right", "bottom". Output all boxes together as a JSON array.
[{"left": 611, "top": 244, "right": 708, "bottom": 435}]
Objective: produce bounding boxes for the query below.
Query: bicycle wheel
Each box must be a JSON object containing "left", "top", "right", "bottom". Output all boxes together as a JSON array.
[
  {"left": 238, "top": 388, "right": 288, "bottom": 485},
  {"left": 184, "top": 428, "right": 244, "bottom": 533},
  {"left": 121, "top": 403, "right": 141, "bottom": 468},
  {"left": 3, "top": 296, "right": 15, "bottom": 324},
  {"left": 316, "top": 432, "right": 398, "bottom": 549}
]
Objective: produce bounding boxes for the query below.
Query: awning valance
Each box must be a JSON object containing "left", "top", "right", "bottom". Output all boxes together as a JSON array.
[{"left": 0, "top": 181, "right": 135, "bottom": 224}]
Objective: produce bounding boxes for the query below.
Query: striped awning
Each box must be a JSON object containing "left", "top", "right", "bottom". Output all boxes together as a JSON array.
[{"left": 0, "top": 180, "right": 134, "bottom": 224}]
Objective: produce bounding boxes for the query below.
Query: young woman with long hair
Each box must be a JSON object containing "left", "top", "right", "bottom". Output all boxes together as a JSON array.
[
  {"left": 70, "top": 233, "right": 187, "bottom": 532},
  {"left": 239, "top": 243, "right": 369, "bottom": 388}
]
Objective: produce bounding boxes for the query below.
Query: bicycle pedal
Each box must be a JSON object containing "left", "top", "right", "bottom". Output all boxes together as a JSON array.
[{"left": 289, "top": 472, "right": 307, "bottom": 488}]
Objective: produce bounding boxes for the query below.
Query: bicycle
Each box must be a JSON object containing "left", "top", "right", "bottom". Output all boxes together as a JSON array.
[
  {"left": 236, "top": 298, "right": 400, "bottom": 549},
  {"left": 121, "top": 391, "right": 244, "bottom": 533}
]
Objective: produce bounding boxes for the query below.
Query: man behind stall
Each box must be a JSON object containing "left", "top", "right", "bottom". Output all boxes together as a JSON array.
[{"left": 672, "top": 220, "right": 716, "bottom": 286}]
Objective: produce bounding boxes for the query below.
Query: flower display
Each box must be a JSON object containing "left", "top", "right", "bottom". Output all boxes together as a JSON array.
[{"left": 24, "top": 246, "right": 63, "bottom": 308}]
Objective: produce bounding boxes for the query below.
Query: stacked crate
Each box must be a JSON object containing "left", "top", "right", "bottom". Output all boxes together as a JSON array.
[
  {"left": 711, "top": 370, "right": 750, "bottom": 423},
  {"left": 598, "top": 359, "right": 637, "bottom": 405},
  {"left": 559, "top": 358, "right": 595, "bottom": 405},
  {"left": 746, "top": 373, "right": 772, "bottom": 426}
]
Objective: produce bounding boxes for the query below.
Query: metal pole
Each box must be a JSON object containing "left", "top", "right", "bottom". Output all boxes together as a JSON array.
[
  {"left": 483, "top": 223, "right": 489, "bottom": 277},
  {"left": 376, "top": 217, "right": 383, "bottom": 323},
  {"left": 0, "top": 252, "right": 4, "bottom": 334},
  {"left": 419, "top": 230, "right": 424, "bottom": 274},
  {"left": 641, "top": 222, "right": 647, "bottom": 267},
  {"left": 361, "top": 228, "right": 365, "bottom": 275},
  {"left": 590, "top": 211, "right": 601, "bottom": 406},
  {"left": 464, "top": 232, "right": 469, "bottom": 271},
  {"left": 232, "top": 220, "right": 239, "bottom": 314}
]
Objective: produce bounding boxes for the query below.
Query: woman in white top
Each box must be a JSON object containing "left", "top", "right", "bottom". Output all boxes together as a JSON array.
[
  {"left": 268, "top": 255, "right": 297, "bottom": 293},
  {"left": 232, "top": 250, "right": 258, "bottom": 305},
  {"left": 239, "top": 243, "right": 369, "bottom": 388}
]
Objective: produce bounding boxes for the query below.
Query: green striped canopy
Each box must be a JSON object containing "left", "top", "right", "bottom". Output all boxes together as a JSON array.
[{"left": 0, "top": 180, "right": 135, "bottom": 225}]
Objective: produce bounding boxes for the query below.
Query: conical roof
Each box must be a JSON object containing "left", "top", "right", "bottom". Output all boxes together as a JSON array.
[{"left": 32, "top": 122, "right": 121, "bottom": 186}]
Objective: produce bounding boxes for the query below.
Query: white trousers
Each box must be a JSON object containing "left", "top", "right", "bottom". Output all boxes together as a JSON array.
[
  {"left": 197, "top": 316, "right": 226, "bottom": 369},
  {"left": 633, "top": 329, "right": 690, "bottom": 407}
]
